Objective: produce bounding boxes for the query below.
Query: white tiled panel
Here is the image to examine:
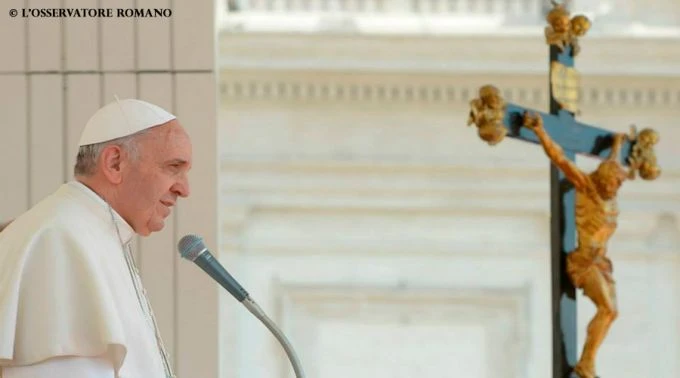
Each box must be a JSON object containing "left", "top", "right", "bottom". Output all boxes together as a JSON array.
[
  {"left": 64, "top": 0, "right": 99, "bottom": 71},
  {"left": 138, "top": 72, "right": 177, "bottom": 368},
  {"left": 0, "top": 75, "right": 28, "bottom": 218},
  {"left": 137, "top": 0, "right": 172, "bottom": 70},
  {"left": 29, "top": 75, "right": 63, "bottom": 204},
  {"left": 64, "top": 74, "right": 100, "bottom": 180},
  {"left": 174, "top": 72, "right": 218, "bottom": 378},
  {"left": 173, "top": 0, "right": 215, "bottom": 70},
  {"left": 27, "top": 0, "right": 62, "bottom": 72},
  {"left": 0, "top": 0, "right": 26, "bottom": 71},
  {"left": 102, "top": 73, "right": 137, "bottom": 102},
  {"left": 100, "top": 0, "right": 136, "bottom": 71}
]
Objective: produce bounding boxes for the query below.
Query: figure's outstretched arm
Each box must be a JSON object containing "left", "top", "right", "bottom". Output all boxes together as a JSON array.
[
  {"left": 607, "top": 133, "right": 626, "bottom": 162},
  {"left": 523, "top": 112, "right": 588, "bottom": 190}
]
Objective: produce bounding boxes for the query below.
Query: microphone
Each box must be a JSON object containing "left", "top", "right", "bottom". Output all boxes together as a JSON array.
[{"left": 178, "top": 235, "right": 306, "bottom": 378}]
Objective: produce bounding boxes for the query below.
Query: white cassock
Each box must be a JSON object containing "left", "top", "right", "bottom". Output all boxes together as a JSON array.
[{"left": 0, "top": 181, "right": 170, "bottom": 377}]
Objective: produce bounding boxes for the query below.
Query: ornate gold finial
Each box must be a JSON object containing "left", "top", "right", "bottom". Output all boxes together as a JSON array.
[
  {"left": 627, "top": 125, "right": 661, "bottom": 180},
  {"left": 467, "top": 85, "right": 507, "bottom": 146},
  {"left": 545, "top": 1, "right": 591, "bottom": 55}
]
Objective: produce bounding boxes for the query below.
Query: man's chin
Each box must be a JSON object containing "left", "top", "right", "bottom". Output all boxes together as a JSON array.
[
  {"left": 150, "top": 220, "right": 166, "bottom": 233},
  {"left": 140, "top": 219, "right": 166, "bottom": 235}
]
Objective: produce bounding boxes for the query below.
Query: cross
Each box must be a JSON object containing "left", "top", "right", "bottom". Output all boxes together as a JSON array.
[{"left": 466, "top": 3, "right": 660, "bottom": 378}]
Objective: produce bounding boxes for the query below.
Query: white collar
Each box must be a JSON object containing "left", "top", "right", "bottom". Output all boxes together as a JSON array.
[{"left": 65, "top": 180, "right": 136, "bottom": 244}]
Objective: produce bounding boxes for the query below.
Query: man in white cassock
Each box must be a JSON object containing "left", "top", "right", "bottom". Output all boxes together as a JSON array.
[{"left": 0, "top": 99, "right": 193, "bottom": 378}]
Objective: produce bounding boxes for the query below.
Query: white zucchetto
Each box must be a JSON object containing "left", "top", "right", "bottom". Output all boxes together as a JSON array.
[{"left": 78, "top": 98, "right": 176, "bottom": 147}]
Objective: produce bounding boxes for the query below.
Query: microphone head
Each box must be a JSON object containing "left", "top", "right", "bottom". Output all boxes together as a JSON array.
[{"left": 178, "top": 234, "right": 207, "bottom": 261}]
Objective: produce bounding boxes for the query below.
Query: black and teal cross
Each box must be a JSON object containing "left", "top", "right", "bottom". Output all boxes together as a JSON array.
[
  {"left": 506, "top": 43, "right": 630, "bottom": 378},
  {"left": 467, "top": 16, "right": 659, "bottom": 378}
]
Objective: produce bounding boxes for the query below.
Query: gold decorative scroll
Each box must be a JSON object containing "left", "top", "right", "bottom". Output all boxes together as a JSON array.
[
  {"left": 550, "top": 61, "right": 580, "bottom": 114},
  {"left": 545, "top": 2, "right": 591, "bottom": 56},
  {"left": 627, "top": 125, "right": 661, "bottom": 180},
  {"left": 467, "top": 85, "right": 507, "bottom": 146}
]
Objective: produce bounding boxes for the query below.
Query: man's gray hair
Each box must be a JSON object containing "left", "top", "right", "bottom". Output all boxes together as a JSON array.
[{"left": 73, "top": 129, "right": 150, "bottom": 177}]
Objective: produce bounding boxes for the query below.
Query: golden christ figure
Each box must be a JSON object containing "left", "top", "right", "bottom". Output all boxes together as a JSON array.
[{"left": 523, "top": 111, "right": 628, "bottom": 378}]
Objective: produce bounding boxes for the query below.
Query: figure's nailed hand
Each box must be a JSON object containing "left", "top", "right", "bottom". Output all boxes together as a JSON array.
[
  {"left": 613, "top": 133, "right": 627, "bottom": 145},
  {"left": 522, "top": 111, "right": 543, "bottom": 131}
]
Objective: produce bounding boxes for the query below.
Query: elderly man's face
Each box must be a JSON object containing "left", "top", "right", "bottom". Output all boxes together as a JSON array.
[{"left": 120, "top": 120, "right": 192, "bottom": 235}]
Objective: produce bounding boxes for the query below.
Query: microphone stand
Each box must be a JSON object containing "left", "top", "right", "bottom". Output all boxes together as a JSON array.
[
  {"left": 241, "top": 297, "right": 306, "bottom": 378},
  {"left": 177, "top": 235, "right": 305, "bottom": 378}
]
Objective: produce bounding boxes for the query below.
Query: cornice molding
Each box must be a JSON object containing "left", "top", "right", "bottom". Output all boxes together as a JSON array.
[{"left": 220, "top": 71, "right": 680, "bottom": 109}]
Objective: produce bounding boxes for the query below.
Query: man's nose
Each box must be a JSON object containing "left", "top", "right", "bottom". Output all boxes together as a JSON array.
[{"left": 173, "top": 175, "right": 190, "bottom": 198}]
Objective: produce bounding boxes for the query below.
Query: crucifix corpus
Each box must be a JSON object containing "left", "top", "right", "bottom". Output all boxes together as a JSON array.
[{"left": 466, "top": 2, "right": 661, "bottom": 378}]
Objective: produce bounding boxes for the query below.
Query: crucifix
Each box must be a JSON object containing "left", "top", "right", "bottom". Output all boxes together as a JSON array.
[{"left": 466, "top": 2, "right": 661, "bottom": 378}]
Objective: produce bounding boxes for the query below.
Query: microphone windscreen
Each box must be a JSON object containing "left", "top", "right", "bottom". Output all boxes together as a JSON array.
[{"left": 178, "top": 234, "right": 205, "bottom": 261}]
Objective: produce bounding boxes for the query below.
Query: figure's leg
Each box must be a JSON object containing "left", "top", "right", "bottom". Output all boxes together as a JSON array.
[{"left": 573, "top": 270, "right": 618, "bottom": 378}]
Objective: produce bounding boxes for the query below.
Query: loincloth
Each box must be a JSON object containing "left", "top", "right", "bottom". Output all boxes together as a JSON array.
[{"left": 566, "top": 250, "right": 615, "bottom": 288}]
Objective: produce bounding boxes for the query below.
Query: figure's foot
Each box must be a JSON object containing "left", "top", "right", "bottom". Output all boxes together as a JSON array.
[{"left": 572, "top": 362, "right": 597, "bottom": 378}]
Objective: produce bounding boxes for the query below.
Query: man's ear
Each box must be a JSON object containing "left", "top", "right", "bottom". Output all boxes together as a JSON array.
[{"left": 100, "top": 145, "right": 124, "bottom": 184}]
